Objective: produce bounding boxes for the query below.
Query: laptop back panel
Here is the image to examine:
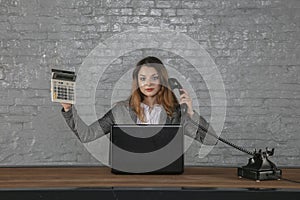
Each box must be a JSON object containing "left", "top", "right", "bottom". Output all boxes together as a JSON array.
[{"left": 110, "top": 125, "right": 184, "bottom": 174}]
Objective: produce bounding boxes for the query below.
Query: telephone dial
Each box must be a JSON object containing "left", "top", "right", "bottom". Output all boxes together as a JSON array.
[{"left": 168, "top": 78, "right": 282, "bottom": 181}]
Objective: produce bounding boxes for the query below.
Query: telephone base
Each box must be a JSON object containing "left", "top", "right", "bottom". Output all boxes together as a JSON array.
[{"left": 237, "top": 167, "right": 282, "bottom": 181}]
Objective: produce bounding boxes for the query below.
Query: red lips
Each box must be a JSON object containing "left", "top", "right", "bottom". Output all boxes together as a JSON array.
[{"left": 145, "top": 88, "right": 154, "bottom": 92}]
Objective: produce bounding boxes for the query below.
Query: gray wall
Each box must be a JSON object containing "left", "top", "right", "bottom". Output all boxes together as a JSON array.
[{"left": 0, "top": 0, "right": 299, "bottom": 167}]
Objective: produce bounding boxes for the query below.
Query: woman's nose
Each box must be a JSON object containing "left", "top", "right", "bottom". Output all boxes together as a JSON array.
[{"left": 145, "top": 78, "right": 152, "bottom": 85}]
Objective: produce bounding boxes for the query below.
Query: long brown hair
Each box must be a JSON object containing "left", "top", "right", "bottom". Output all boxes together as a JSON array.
[{"left": 129, "top": 56, "right": 178, "bottom": 122}]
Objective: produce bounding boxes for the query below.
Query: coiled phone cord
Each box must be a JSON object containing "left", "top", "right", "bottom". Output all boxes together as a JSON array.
[{"left": 186, "top": 116, "right": 254, "bottom": 156}]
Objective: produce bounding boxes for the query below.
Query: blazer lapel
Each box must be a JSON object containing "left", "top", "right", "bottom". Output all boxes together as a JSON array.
[
  {"left": 159, "top": 108, "right": 168, "bottom": 124},
  {"left": 129, "top": 107, "right": 137, "bottom": 123}
]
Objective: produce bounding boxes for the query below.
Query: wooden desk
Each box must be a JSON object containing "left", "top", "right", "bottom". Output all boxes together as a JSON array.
[{"left": 0, "top": 167, "right": 299, "bottom": 200}]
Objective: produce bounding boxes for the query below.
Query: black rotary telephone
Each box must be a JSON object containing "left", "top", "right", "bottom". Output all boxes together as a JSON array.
[{"left": 168, "top": 78, "right": 282, "bottom": 181}]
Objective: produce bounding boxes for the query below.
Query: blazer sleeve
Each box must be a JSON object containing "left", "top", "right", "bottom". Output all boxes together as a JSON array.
[
  {"left": 61, "top": 106, "right": 114, "bottom": 143},
  {"left": 183, "top": 111, "right": 218, "bottom": 146}
]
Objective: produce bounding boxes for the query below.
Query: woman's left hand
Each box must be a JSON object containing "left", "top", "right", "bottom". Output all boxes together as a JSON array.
[{"left": 179, "top": 89, "right": 194, "bottom": 118}]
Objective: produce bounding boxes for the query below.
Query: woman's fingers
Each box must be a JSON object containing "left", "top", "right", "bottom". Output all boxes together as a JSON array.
[
  {"left": 61, "top": 103, "right": 72, "bottom": 112},
  {"left": 179, "top": 89, "right": 191, "bottom": 101},
  {"left": 179, "top": 89, "right": 194, "bottom": 117},
  {"left": 179, "top": 88, "right": 188, "bottom": 94}
]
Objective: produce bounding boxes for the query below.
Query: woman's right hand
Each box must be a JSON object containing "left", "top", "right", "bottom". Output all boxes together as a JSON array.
[{"left": 61, "top": 103, "right": 72, "bottom": 112}]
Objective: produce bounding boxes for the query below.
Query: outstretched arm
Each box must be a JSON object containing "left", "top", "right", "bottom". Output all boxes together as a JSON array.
[{"left": 61, "top": 104, "right": 114, "bottom": 143}]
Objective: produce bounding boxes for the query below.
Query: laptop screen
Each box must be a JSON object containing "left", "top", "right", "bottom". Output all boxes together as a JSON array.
[{"left": 110, "top": 124, "right": 184, "bottom": 174}]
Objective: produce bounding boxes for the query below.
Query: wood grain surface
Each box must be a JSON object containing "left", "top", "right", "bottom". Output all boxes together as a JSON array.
[{"left": 0, "top": 167, "right": 299, "bottom": 189}]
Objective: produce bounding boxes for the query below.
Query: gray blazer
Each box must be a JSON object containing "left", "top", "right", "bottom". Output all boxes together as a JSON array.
[{"left": 62, "top": 101, "right": 218, "bottom": 145}]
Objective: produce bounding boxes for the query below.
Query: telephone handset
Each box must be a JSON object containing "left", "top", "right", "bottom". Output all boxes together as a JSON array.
[
  {"left": 168, "top": 78, "right": 281, "bottom": 181},
  {"left": 168, "top": 78, "right": 188, "bottom": 115}
]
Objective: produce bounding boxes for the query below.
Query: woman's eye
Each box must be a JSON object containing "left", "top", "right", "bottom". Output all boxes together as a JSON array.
[
  {"left": 140, "top": 77, "right": 146, "bottom": 81},
  {"left": 152, "top": 76, "right": 159, "bottom": 81}
]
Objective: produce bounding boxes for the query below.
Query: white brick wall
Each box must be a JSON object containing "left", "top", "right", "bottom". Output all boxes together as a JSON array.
[{"left": 0, "top": 0, "right": 299, "bottom": 167}]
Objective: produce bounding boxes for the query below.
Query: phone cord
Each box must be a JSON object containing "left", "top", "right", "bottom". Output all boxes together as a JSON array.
[{"left": 187, "top": 117, "right": 254, "bottom": 156}]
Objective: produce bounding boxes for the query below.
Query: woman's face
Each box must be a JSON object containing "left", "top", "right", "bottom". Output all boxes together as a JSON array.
[{"left": 137, "top": 66, "right": 161, "bottom": 97}]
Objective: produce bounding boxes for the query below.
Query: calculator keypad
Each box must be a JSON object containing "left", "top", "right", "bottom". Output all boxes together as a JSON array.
[{"left": 51, "top": 80, "right": 75, "bottom": 104}]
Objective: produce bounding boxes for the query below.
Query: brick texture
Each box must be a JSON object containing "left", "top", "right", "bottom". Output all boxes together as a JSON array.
[{"left": 0, "top": 0, "right": 299, "bottom": 167}]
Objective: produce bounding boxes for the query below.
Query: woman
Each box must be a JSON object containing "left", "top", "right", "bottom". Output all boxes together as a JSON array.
[{"left": 61, "top": 56, "right": 217, "bottom": 145}]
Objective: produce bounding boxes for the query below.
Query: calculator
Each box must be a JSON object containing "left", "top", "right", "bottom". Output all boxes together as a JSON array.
[{"left": 51, "top": 69, "right": 76, "bottom": 104}]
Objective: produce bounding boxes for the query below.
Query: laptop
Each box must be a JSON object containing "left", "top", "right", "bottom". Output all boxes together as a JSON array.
[{"left": 110, "top": 124, "right": 184, "bottom": 174}]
